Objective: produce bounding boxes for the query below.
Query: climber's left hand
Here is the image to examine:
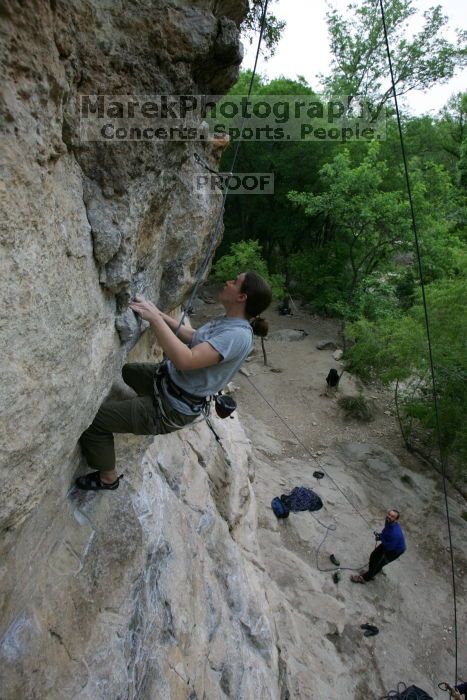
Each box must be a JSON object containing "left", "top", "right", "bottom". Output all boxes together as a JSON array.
[{"left": 129, "top": 296, "right": 161, "bottom": 322}]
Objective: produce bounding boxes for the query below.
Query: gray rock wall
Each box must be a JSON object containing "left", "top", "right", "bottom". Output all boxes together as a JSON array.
[
  {"left": 0, "top": 418, "right": 280, "bottom": 699},
  {"left": 0, "top": 0, "right": 243, "bottom": 530},
  {"left": 0, "top": 2, "right": 282, "bottom": 697}
]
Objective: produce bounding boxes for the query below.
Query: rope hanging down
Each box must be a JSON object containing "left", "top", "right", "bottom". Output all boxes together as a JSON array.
[
  {"left": 245, "top": 374, "right": 373, "bottom": 527},
  {"left": 242, "top": 374, "right": 375, "bottom": 573},
  {"left": 378, "top": 0, "right": 459, "bottom": 683},
  {"left": 175, "top": 0, "right": 270, "bottom": 336}
]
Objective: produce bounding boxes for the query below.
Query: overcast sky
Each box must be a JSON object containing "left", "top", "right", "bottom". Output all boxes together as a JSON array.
[{"left": 242, "top": 0, "right": 466, "bottom": 115}]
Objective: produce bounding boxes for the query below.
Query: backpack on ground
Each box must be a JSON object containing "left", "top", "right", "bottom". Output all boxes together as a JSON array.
[
  {"left": 281, "top": 487, "right": 323, "bottom": 512},
  {"left": 380, "top": 683, "right": 432, "bottom": 699},
  {"left": 271, "top": 496, "right": 290, "bottom": 519}
]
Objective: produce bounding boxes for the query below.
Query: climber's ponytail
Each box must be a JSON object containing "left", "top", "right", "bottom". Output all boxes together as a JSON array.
[
  {"left": 250, "top": 316, "right": 269, "bottom": 338},
  {"left": 238, "top": 271, "right": 271, "bottom": 338}
]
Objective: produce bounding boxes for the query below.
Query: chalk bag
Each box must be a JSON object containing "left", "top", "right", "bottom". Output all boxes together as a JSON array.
[{"left": 215, "top": 394, "right": 237, "bottom": 419}]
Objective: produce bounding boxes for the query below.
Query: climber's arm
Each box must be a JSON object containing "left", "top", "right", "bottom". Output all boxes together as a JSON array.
[
  {"left": 158, "top": 311, "right": 195, "bottom": 344},
  {"left": 129, "top": 298, "right": 221, "bottom": 371}
]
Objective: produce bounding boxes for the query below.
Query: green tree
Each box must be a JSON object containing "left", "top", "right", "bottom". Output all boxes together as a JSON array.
[
  {"left": 241, "top": 0, "right": 286, "bottom": 57},
  {"left": 408, "top": 158, "right": 465, "bottom": 281},
  {"left": 288, "top": 143, "right": 411, "bottom": 303},
  {"left": 345, "top": 277, "right": 467, "bottom": 475},
  {"left": 438, "top": 92, "right": 467, "bottom": 162},
  {"left": 321, "top": 0, "right": 467, "bottom": 109},
  {"left": 212, "top": 239, "right": 284, "bottom": 297},
  {"left": 218, "top": 74, "right": 337, "bottom": 285}
]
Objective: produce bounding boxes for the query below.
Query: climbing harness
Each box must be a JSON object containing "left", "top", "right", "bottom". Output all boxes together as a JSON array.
[
  {"left": 153, "top": 362, "right": 206, "bottom": 430},
  {"left": 154, "top": 359, "right": 237, "bottom": 463}
]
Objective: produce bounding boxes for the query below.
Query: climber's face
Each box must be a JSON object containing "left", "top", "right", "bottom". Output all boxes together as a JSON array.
[
  {"left": 218, "top": 272, "right": 247, "bottom": 307},
  {"left": 385, "top": 510, "right": 399, "bottom": 525}
]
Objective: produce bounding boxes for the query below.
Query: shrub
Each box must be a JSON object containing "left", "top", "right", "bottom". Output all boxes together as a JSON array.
[
  {"left": 212, "top": 240, "right": 285, "bottom": 297},
  {"left": 338, "top": 394, "right": 374, "bottom": 422},
  {"left": 345, "top": 277, "right": 467, "bottom": 477}
]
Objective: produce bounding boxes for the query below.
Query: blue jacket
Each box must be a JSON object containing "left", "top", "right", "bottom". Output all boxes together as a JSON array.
[{"left": 380, "top": 522, "right": 406, "bottom": 553}]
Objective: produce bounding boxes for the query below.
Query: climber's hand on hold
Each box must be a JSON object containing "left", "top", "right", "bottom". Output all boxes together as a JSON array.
[{"left": 129, "top": 296, "right": 161, "bottom": 322}]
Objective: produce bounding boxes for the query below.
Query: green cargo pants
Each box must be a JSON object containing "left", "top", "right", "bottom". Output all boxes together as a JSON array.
[{"left": 79, "top": 363, "right": 196, "bottom": 472}]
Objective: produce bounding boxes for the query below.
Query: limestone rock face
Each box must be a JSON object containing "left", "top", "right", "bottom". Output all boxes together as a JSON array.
[
  {"left": 0, "top": 418, "right": 280, "bottom": 700},
  {"left": 0, "top": 0, "right": 244, "bottom": 532},
  {"left": 0, "top": 2, "right": 285, "bottom": 697}
]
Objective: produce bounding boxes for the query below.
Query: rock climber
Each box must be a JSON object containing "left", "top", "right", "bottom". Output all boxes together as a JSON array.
[
  {"left": 351, "top": 509, "right": 406, "bottom": 584},
  {"left": 75, "top": 271, "right": 272, "bottom": 491}
]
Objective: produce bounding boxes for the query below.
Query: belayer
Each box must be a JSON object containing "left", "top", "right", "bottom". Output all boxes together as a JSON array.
[
  {"left": 76, "top": 271, "right": 272, "bottom": 491},
  {"left": 351, "top": 509, "right": 406, "bottom": 584}
]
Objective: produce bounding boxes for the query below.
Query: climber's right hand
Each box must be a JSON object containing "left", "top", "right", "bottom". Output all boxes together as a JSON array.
[{"left": 129, "top": 297, "right": 161, "bottom": 322}]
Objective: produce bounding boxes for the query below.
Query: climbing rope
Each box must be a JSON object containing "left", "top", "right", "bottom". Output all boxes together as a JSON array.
[
  {"left": 378, "top": 0, "right": 459, "bottom": 683},
  {"left": 193, "top": 151, "right": 219, "bottom": 175},
  {"left": 243, "top": 372, "right": 378, "bottom": 573},
  {"left": 175, "top": 0, "right": 270, "bottom": 336},
  {"left": 311, "top": 512, "right": 368, "bottom": 573},
  {"left": 245, "top": 374, "right": 373, "bottom": 529},
  {"left": 171, "top": 1, "right": 270, "bottom": 455}
]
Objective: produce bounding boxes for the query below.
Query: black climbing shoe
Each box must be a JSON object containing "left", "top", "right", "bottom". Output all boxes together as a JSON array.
[
  {"left": 313, "top": 470, "right": 325, "bottom": 480},
  {"left": 330, "top": 554, "right": 340, "bottom": 567},
  {"left": 333, "top": 571, "right": 341, "bottom": 584},
  {"left": 75, "top": 471, "right": 122, "bottom": 491},
  {"left": 360, "top": 624, "right": 379, "bottom": 636}
]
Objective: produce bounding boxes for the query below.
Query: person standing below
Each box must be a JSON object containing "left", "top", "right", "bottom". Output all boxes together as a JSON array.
[
  {"left": 76, "top": 271, "right": 271, "bottom": 491},
  {"left": 351, "top": 509, "right": 406, "bottom": 583}
]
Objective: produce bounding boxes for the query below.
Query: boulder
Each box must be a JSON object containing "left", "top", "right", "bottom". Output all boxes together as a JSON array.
[
  {"left": 269, "top": 329, "right": 308, "bottom": 342},
  {"left": 316, "top": 339, "right": 338, "bottom": 350}
]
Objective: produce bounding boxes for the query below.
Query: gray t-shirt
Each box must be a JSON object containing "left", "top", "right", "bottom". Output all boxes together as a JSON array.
[{"left": 163, "top": 316, "right": 253, "bottom": 415}]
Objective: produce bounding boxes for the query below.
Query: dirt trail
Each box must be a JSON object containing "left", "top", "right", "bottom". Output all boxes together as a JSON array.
[{"left": 196, "top": 296, "right": 467, "bottom": 699}]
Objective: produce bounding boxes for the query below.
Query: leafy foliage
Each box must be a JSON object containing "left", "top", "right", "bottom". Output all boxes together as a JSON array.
[
  {"left": 321, "top": 0, "right": 467, "bottom": 108},
  {"left": 338, "top": 394, "right": 374, "bottom": 422},
  {"left": 212, "top": 240, "right": 285, "bottom": 298},
  {"left": 215, "top": 1, "right": 467, "bottom": 474},
  {"left": 241, "top": 0, "right": 286, "bottom": 58},
  {"left": 345, "top": 279, "right": 467, "bottom": 472},
  {"left": 287, "top": 143, "right": 412, "bottom": 312},
  {"left": 218, "top": 74, "right": 335, "bottom": 286}
]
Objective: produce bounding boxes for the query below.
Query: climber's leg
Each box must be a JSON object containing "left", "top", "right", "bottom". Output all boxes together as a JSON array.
[
  {"left": 79, "top": 396, "right": 158, "bottom": 478},
  {"left": 78, "top": 391, "right": 196, "bottom": 488},
  {"left": 122, "top": 363, "right": 157, "bottom": 396}
]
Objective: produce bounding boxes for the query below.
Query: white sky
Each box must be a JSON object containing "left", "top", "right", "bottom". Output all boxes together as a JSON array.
[{"left": 242, "top": 0, "right": 466, "bottom": 115}]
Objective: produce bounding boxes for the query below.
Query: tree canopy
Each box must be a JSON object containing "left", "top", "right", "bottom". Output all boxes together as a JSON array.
[
  {"left": 213, "top": 0, "right": 467, "bottom": 478},
  {"left": 321, "top": 0, "right": 467, "bottom": 109}
]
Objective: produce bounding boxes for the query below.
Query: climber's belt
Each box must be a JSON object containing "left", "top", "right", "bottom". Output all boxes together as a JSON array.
[
  {"left": 165, "top": 376, "right": 207, "bottom": 406},
  {"left": 155, "top": 362, "right": 207, "bottom": 408}
]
